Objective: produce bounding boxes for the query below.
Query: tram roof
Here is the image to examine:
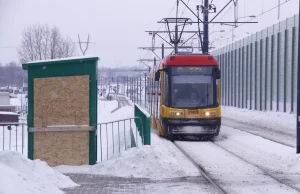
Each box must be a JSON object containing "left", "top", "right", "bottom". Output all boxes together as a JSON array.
[{"left": 163, "top": 54, "right": 218, "bottom": 66}]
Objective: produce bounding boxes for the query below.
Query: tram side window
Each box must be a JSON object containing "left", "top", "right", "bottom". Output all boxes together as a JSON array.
[{"left": 164, "top": 72, "right": 169, "bottom": 106}]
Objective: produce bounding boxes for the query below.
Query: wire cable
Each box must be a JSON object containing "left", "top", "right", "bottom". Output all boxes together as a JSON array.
[{"left": 222, "top": 0, "right": 295, "bottom": 38}]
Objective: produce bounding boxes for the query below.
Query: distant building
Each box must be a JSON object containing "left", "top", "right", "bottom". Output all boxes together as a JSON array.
[{"left": 0, "top": 92, "right": 10, "bottom": 105}]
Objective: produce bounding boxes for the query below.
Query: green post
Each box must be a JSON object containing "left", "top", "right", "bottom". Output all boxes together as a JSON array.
[{"left": 134, "top": 104, "right": 151, "bottom": 145}]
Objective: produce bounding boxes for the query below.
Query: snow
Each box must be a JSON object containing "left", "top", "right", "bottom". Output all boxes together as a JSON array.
[
  {"left": 134, "top": 103, "right": 150, "bottom": 117},
  {"left": 0, "top": 151, "right": 78, "bottom": 194},
  {"left": 25, "top": 55, "right": 99, "bottom": 64},
  {"left": 215, "top": 126, "right": 300, "bottom": 178},
  {"left": 0, "top": 111, "right": 19, "bottom": 115},
  {"left": 175, "top": 140, "right": 300, "bottom": 194},
  {"left": 222, "top": 106, "right": 296, "bottom": 135},
  {"left": 55, "top": 132, "right": 199, "bottom": 180}
]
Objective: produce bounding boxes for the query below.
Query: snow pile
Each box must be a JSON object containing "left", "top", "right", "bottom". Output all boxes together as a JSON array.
[
  {"left": 55, "top": 133, "right": 199, "bottom": 180},
  {"left": 222, "top": 106, "right": 296, "bottom": 135},
  {"left": 0, "top": 151, "right": 78, "bottom": 194}
]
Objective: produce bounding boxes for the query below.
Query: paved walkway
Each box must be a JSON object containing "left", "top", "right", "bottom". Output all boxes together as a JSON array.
[{"left": 62, "top": 174, "right": 206, "bottom": 194}]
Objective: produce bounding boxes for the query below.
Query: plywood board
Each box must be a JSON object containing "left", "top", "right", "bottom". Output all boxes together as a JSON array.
[
  {"left": 34, "top": 131, "right": 89, "bottom": 166},
  {"left": 33, "top": 75, "right": 90, "bottom": 127}
]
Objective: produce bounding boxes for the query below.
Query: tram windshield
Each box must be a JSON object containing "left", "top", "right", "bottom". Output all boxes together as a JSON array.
[{"left": 170, "top": 66, "right": 217, "bottom": 109}]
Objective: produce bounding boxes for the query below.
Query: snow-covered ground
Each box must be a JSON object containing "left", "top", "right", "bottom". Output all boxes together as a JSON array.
[
  {"left": 0, "top": 151, "right": 77, "bottom": 194},
  {"left": 222, "top": 106, "right": 296, "bottom": 136},
  {"left": 56, "top": 132, "right": 199, "bottom": 180},
  {"left": 172, "top": 106, "right": 300, "bottom": 193}
]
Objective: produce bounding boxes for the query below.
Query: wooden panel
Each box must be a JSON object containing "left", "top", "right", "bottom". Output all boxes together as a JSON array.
[
  {"left": 33, "top": 75, "right": 89, "bottom": 127},
  {"left": 34, "top": 131, "right": 89, "bottom": 166}
]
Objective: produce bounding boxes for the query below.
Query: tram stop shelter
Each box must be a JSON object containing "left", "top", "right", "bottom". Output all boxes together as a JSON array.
[{"left": 22, "top": 56, "right": 99, "bottom": 166}]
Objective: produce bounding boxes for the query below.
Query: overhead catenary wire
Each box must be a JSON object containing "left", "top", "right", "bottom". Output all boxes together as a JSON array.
[
  {"left": 221, "top": 0, "right": 295, "bottom": 39},
  {"left": 138, "top": 1, "right": 178, "bottom": 69}
]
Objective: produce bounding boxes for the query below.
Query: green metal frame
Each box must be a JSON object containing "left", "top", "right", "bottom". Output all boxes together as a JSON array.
[
  {"left": 134, "top": 105, "right": 151, "bottom": 145},
  {"left": 22, "top": 57, "right": 99, "bottom": 165}
]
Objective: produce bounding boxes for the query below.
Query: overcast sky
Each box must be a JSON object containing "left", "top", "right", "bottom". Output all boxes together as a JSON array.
[{"left": 0, "top": 0, "right": 299, "bottom": 68}]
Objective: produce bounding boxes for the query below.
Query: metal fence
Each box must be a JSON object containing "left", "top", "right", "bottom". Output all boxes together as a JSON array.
[
  {"left": 0, "top": 123, "right": 27, "bottom": 155},
  {"left": 213, "top": 14, "right": 299, "bottom": 113},
  {"left": 97, "top": 117, "right": 144, "bottom": 162}
]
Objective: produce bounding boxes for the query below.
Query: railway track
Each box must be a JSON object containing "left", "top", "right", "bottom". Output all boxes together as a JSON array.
[
  {"left": 173, "top": 136, "right": 300, "bottom": 194},
  {"left": 173, "top": 142, "right": 227, "bottom": 194},
  {"left": 210, "top": 139, "right": 300, "bottom": 193}
]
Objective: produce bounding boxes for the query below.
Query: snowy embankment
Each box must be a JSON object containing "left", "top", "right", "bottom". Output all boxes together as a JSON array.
[
  {"left": 0, "top": 151, "right": 78, "bottom": 194},
  {"left": 56, "top": 132, "right": 199, "bottom": 180},
  {"left": 58, "top": 98, "right": 199, "bottom": 180},
  {"left": 222, "top": 106, "right": 296, "bottom": 135}
]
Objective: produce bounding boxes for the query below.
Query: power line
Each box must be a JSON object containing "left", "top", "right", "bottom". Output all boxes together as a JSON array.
[
  {"left": 180, "top": 0, "right": 190, "bottom": 17},
  {"left": 222, "top": 0, "right": 295, "bottom": 38},
  {"left": 139, "top": 1, "right": 177, "bottom": 65}
]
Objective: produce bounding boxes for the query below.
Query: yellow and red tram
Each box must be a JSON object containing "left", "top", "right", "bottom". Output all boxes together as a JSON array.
[{"left": 147, "top": 54, "right": 221, "bottom": 139}]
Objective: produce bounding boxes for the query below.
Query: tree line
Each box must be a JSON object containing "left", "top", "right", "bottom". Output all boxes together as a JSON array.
[
  {"left": 1, "top": 24, "right": 77, "bottom": 87},
  {"left": 0, "top": 62, "right": 26, "bottom": 87}
]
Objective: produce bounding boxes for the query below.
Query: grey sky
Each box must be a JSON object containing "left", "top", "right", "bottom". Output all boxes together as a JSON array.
[{"left": 0, "top": 0, "right": 299, "bottom": 68}]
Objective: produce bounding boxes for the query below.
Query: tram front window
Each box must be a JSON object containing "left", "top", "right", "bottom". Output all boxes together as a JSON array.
[{"left": 170, "top": 66, "right": 217, "bottom": 109}]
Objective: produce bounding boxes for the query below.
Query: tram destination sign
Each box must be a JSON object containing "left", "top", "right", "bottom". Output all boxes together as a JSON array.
[{"left": 172, "top": 66, "right": 213, "bottom": 75}]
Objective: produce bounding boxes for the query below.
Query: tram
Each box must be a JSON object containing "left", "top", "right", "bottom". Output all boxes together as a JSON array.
[{"left": 147, "top": 54, "right": 221, "bottom": 139}]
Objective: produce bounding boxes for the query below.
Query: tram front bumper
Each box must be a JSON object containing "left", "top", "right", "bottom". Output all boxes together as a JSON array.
[{"left": 163, "top": 118, "right": 221, "bottom": 135}]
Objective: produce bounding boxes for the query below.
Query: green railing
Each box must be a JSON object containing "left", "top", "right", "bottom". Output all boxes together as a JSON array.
[
  {"left": 97, "top": 117, "right": 143, "bottom": 162},
  {"left": 134, "top": 104, "right": 151, "bottom": 145}
]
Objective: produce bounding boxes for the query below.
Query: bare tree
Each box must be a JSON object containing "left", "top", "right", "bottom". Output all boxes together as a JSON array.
[{"left": 18, "top": 24, "right": 76, "bottom": 63}]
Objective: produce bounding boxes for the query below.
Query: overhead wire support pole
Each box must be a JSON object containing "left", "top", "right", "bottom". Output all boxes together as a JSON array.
[
  {"left": 197, "top": 5, "right": 204, "bottom": 52},
  {"left": 203, "top": 0, "right": 209, "bottom": 54},
  {"left": 210, "top": 0, "right": 233, "bottom": 23}
]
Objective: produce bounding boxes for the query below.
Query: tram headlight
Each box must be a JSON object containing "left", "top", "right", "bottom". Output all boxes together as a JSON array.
[
  {"left": 170, "top": 112, "right": 184, "bottom": 116},
  {"left": 203, "top": 111, "right": 216, "bottom": 117}
]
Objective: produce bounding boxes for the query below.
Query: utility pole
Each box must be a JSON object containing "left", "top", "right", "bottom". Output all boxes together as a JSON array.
[
  {"left": 162, "top": 44, "right": 164, "bottom": 58},
  {"left": 78, "top": 34, "right": 91, "bottom": 56},
  {"left": 175, "top": 25, "right": 179, "bottom": 54},
  {"left": 202, "top": 0, "right": 209, "bottom": 54},
  {"left": 278, "top": 0, "right": 281, "bottom": 20}
]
